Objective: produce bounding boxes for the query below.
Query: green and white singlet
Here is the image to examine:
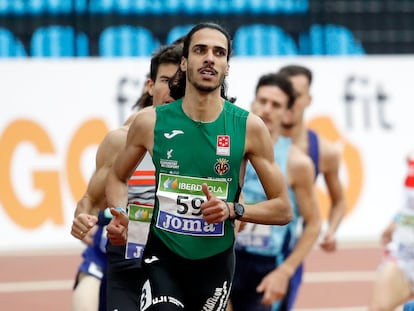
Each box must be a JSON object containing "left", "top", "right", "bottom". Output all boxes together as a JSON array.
[{"left": 151, "top": 98, "right": 248, "bottom": 260}]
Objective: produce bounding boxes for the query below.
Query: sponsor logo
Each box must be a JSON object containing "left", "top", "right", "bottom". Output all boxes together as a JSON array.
[
  {"left": 217, "top": 135, "right": 230, "bottom": 156},
  {"left": 159, "top": 173, "right": 228, "bottom": 198},
  {"left": 140, "top": 280, "right": 184, "bottom": 311},
  {"left": 87, "top": 262, "right": 104, "bottom": 279},
  {"left": 162, "top": 177, "right": 179, "bottom": 189},
  {"left": 143, "top": 255, "right": 159, "bottom": 264},
  {"left": 157, "top": 211, "right": 224, "bottom": 236},
  {"left": 130, "top": 206, "right": 153, "bottom": 222},
  {"left": 164, "top": 130, "right": 184, "bottom": 139},
  {"left": 126, "top": 243, "right": 145, "bottom": 259},
  {"left": 160, "top": 159, "right": 179, "bottom": 170},
  {"left": 202, "top": 281, "right": 230, "bottom": 311}
]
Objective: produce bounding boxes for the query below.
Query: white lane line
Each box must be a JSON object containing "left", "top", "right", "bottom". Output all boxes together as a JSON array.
[
  {"left": 0, "top": 248, "right": 82, "bottom": 257},
  {"left": 304, "top": 271, "right": 377, "bottom": 283},
  {"left": 0, "top": 280, "right": 73, "bottom": 293},
  {"left": 295, "top": 308, "right": 368, "bottom": 311},
  {"left": 295, "top": 307, "right": 403, "bottom": 311},
  {"left": 0, "top": 270, "right": 378, "bottom": 293},
  {"left": 293, "top": 307, "right": 368, "bottom": 311}
]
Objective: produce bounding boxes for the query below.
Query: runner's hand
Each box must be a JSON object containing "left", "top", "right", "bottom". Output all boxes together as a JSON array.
[
  {"left": 71, "top": 213, "right": 98, "bottom": 241},
  {"left": 201, "top": 183, "right": 229, "bottom": 224},
  {"left": 106, "top": 208, "right": 129, "bottom": 246}
]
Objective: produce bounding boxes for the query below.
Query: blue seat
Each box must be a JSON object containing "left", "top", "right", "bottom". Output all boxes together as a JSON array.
[
  {"left": 166, "top": 25, "right": 194, "bottom": 45},
  {"left": 246, "top": 0, "right": 309, "bottom": 14},
  {"left": 181, "top": 0, "right": 215, "bottom": 14},
  {"left": 0, "top": 28, "right": 27, "bottom": 57},
  {"left": 89, "top": 0, "right": 165, "bottom": 14},
  {"left": 181, "top": 0, "right": 308, "bottom": 14},
  {"left": 0, "top": 0, "right": 86, "bottom": 14},
  {"left": 89, "top": 0, "right": 114, "bottom": 13},
  {"left": 99, "top": 26, "right": 160, "bottom": 57},
  {"left": 300, "top": 24, "right": 365, "bottom": 55},
  {"left": 0, "top": 0, "right": 9, "bottom": 14},
  {"left": 41, "top": 0, "right": 74, "bottom": 14},
  {"left": 282, "top": 0, "right": 309, "bottom": 13},
  {"left": 31, "top": 26, "right": 89, "bottom": 57},
  {"left": 0, "top": 0, "right": 24, "bottom": 14},
  {"left": 0, "top": 0, "right": 307, "bottom": 14},
  {"left": 233, "top": 24, "right": 298, "bottom": 56}
]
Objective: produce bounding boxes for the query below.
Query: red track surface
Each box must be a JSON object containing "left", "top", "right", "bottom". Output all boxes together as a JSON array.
[{"left": 0, "top": 242, "right": 384, "bottom": 310}]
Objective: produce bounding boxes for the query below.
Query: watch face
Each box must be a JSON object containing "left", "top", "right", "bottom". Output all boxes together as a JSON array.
[{"left": 235, "top": 203, "right": 244, "bottom": 219}]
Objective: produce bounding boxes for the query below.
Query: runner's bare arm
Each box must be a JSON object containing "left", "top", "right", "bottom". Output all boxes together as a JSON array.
[
  {"left": 71, "top": 127, "right": 128, "bottom": 240},
  {"left": 319, "top": 138, "right": 346, "bottom": 251},
  {"left": 106, "top": 108, "right": 155, "bottom": 209},
  {"left": 241, "top": 113, "right": 292, "bottom": 225}
]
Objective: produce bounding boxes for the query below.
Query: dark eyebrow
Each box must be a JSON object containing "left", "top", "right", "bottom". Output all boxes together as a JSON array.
[
  {"left": 193, "top": 44, "right": 227, "bottom": 52},
  {"left": 158, "top": 74, "right": 171, "bottom": 80},
  {"left": 193, "top": 44, "right": 206, "bottom": 49}
]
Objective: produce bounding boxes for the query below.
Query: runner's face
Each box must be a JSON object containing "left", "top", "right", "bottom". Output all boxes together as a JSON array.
[
  {"left": 282, "top": 74, "right": 311, "bottom": 128},
  {"left": 182, "top": 28, "right": 229, "bottom": 93},
  {"left": 149, "top": 63, "right": 179, "bottom": 106},
  {"left": 251, "top": 85, "right": 289, "bottom": 135}
]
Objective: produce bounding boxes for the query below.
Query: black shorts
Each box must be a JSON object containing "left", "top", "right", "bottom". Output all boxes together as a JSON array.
[
  {"left": 106, "top": 266, "right": 143, "bottom": 311},
  {"left": 106, "top": 242, "right": 144, "bottom": 311},
  {"left": 140, "top": 233, "right": 235, "bottom": 311},
  {"left": 230, "top": 249, "right": 276, "bottom": 311}
]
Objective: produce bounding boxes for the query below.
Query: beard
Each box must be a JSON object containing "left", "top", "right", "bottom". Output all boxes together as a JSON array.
[
  {"left": 193, "top": 81, "right": 220, "bottom": 93},
  {"left": 187, "top": 69, "right": 225, "bottom": 93}
]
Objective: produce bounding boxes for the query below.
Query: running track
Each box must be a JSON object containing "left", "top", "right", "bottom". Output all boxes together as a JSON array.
[{"left": 0, "top": 241, "right": 393, "bottom": 311}]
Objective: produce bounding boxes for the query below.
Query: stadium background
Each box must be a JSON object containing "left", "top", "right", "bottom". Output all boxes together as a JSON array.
[
  {"left": 1, "top": 0, "right": 414, "bottom": 56},
  {"left": 1, "top": 0, "right": 414, "bottom": 310}
]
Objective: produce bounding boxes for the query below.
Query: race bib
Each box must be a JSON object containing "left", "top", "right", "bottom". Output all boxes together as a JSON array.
[
  {"left": 236, "top": 223, "right": 272, "bottom": 249},
  {"left": 155, "top": 173, "right": 229, "bottom": 237},
  {"left": 125, "top": 203, "right": 154, "bottom": 260}
]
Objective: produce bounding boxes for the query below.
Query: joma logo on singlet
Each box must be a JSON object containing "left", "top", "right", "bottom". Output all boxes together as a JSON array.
[
  {"left": 157, "top": 212, "right": 224, "bottom": 236},
  {"left": 164, "top": 130, "right": 184, "bottom": 139}
]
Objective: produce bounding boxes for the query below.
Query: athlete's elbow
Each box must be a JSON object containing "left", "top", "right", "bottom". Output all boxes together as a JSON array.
[
  {"left": 283, "top": 205, "right": 293, "bottom": 225},
  {"left": 276, "top": 201, "right": 293, "bottom": 225}
]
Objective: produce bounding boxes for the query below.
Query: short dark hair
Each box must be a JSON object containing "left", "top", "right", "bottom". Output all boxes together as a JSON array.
[
  {"left": 182, "top": 22, "right": 232, "bottom": 61},
  {"left": 255, "top": 73, "right": 296, "bottom": 109},
  {"left": 149, "top": 44, "right": 183, "bottom": 82},
  {"left": 133, "top": 44, "right": 183, "bottom": 110},
  {"left": 278, "top": 64, "right": 313, "bottom": 86}
]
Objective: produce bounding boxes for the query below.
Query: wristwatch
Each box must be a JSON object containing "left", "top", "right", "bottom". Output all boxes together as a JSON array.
[{"left": 233, "top": 202, "right": 245, "bottom": 220}]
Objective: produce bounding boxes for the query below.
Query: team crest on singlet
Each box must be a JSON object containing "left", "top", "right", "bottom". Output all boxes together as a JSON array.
[{"left": 214, "top": 158, "right": 230, "bottom": 176}]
